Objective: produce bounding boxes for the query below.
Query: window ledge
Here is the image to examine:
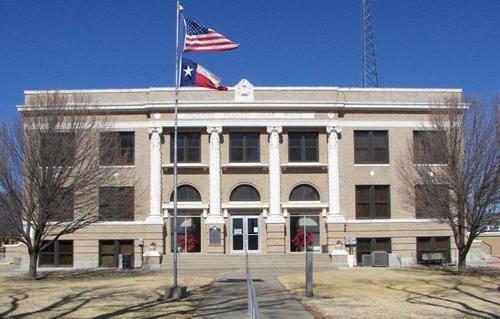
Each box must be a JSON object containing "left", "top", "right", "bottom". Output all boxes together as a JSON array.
[
  {"left": 162, "top": 202, "right": 208, "bottom": 210},
  {"left": 222, "top": 163, "right": 268, "bottom": 170},
  {"left": 346, "top": 218, "right": 435, "bottom": 224},
  {"left": 354, "top": 164, "right": 390, "bottom": 167},
  {"left": 414, "top": 164, "right": 448, "bottom": 167},
  {"left": 281, "top": 163, "right": 327, "bottom": 170},
  {"left": 162, "top": 163, "right": 209, "bottom": 171},
  {"left": 99, "top": 165, "right": 135, "bottom": 168},
  {"left": 222, "top": 202, "right": 269, "bottom": 209},
  {"left": 282, "top": 201, "right": 328, "bottom": 209}
]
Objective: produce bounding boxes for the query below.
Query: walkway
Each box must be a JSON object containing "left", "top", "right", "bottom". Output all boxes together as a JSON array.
[{"left": 162, "top": 254, "right": 332, "bottom": 319}]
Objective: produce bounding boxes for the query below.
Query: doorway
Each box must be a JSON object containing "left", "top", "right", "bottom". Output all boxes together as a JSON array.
[{"left": 231, "top": 216, "right": 260, "bottom": 253}]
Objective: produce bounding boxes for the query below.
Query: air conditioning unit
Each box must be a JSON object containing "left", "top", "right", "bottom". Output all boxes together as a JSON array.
[
  {"left": 372, "top": 251, "right": 389, "bottom": 267},
  {"left": 361, "top": 254, "right": 372, "bottom": 267}
]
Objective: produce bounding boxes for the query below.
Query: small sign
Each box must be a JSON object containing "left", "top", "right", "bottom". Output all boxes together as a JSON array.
[
  {"left": 253, "top": 227, "right": 259, "bottom": 233},
  {"left": 209, "top": 226, "right": 221, "bottom": 246},
  {"left": 234, "top": 229, "right": 243, "bottom": 235},
  {"left": 345, "top": 236, "right": 357, "bottom": 246}
]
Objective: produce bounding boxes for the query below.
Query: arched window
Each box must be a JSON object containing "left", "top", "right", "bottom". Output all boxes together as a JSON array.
[
  {"left": 170, "top": 185, "right": 201, "bottom": 202},
  {"left": 289, "top": 184, "right": 320, "bottom": 201},
  {"left": 230, "top": 185, "right": 261, "bottom": 201}
]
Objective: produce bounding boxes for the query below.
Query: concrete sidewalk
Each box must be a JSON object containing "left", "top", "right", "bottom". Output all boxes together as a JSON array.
[{"left": 193, "top": 269, "right": 314, "bottom": 319}]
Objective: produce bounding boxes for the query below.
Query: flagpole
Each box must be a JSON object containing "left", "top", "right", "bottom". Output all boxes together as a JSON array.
[{"left": 172, "top": 0, "right": 183, "bottom": 289}]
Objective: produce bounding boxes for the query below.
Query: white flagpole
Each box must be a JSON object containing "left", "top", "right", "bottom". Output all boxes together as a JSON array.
[{"left": 172, "top": 0, "right": 183, "bottom": 289}]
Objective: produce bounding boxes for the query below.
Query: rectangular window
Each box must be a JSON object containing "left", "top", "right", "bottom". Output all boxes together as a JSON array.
[
  {"left": 288, "top": 132, "right": 319, "bottom": 162},
  {"left": 171, "top": 216, "right": 202, "bottom": 253},
  {"left": 354, "top": 131, "right": 389, "bottom": 164},
  {"left": 40, "top": 133, "right": 76, "bottom": 167},
  {"left": 100, "top": 132, "right": 135, "bottom": 166},
  {"left": 356, "top": 238, "right": 391, "bottom": 264},
  {"left": 356, "top": 185, "right": 390, "bottom": 219},
  {"left": 170, "top": 133, "right": 201, "bottom": 163},
  {"left": 98, "top": 187, "right": 134, "bottom": 221},
  {"left": 413, "top": 131, "right": 446, "bottom": 164},
  {"left": 230, "top": 132, "right": 260, "bottom": 162},
  {"left": 290, "top": 215, "right": 321, "bottom": 252},
  {"left": 417, "top": 237, "right": 451, "bottom": 264},
  {"left": 39, "top": 240, "right": 73, "bottom": 267},
  {"left": 415, "top": 185, "right": 449, "bottom": 219},
  {"left": 99, "top": 240, "right": 134, "bottom": 267},
  {"left": 59, "top": 187, "right": 74, "bottom": 221}
]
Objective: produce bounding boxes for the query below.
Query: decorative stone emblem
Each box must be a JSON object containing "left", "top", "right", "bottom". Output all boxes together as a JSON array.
[{"left": 235, "top": 79, "right": 254, "bottom": 102}]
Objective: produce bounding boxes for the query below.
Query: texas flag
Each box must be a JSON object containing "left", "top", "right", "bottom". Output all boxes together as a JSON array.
[{"left": 180, "top": 58, "right": 227, "bottom": 91}]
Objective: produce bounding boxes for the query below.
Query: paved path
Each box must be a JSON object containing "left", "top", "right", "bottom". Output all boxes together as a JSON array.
[{"left": 192, "top": 268, "right": 314, "bottom": 319}]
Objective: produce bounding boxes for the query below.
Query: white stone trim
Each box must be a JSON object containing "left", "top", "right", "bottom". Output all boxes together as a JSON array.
[
  {"left": 340, "top": 219, "right": 438, "bottom": 224},
  {"left": 95, "top": 221, "right": 161, "bottom": 226},
  {"left": 222, "top": 202, "right": 269, "bottom": 209},
  {"left": 162, "top": 202, "right": 208, "bottom": 210},
  {"left": 105, "top": 120, "right": 435, "bottom": 130},
  {"left": 162, "top": 163, "right": 209, "bottom": 170},
  {"left": 24, "top": 87, "right": 461, "bottom": 94},
  {"left": 221, "top": 163, "right": 268, "bottom": 169},
  {"left": 354, "top": 164, "right": 390, "bottom": 167},
  {"left": 267, "top": 126, "right": 285, "bottom": 224},
  {"left": 479, "top": 232, "right": 500, "bottom": 236},
  {"left": 281, "top": 162, "right": 327, "bottom": 168},
  {"left": 282, "top": 201, "right": 328, "bottom": 209}
]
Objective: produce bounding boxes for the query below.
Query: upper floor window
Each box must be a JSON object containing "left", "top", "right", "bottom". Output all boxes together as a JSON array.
[
  {"left": 230, "top": 185, "right": 261, "bottom": 201},
  {"left": 100, "top": 132, "right": 135, "bottom": 166},
  {"left": 41, "top": 132, "right": 76, "bottom": 166},
  {"left": 170, "top": 185, "right": 201, "bottom": 202},
  {"left": 55, "top": 186, "right": 74, "bottom": 222},
  {"left": 415, "top": 184, "right": 449, "bottom": 219},
  {"left": 354, "top": 131, "right": 389, "bottom": 164},
  {"left": 171, "top": 133, "right": 200, "bottom": 163},
  {"left": 230, "top": 132, "right": 260, "bottom": 162},
  {"left": 288, "top": 132, "right": 318, "bottom": 162},
  {"left": 355, "top": 185, "right": 390, "bottom": 219},
  {"left": 413, "top": 131, "right": 446, "bottom": 164},
  {"left": 98, "top": 186, "right": 134, "bottom": 221},
  {"left": 289, "top": 184, "right": 320, "bottom": 201}
]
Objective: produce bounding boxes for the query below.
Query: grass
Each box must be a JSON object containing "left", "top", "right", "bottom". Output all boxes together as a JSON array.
[
  {"left": 0, "top": 269, "right": 213, "bottom": 318},
  {"left": 278, "top": 268, "right": 500, "bottom": 319}
]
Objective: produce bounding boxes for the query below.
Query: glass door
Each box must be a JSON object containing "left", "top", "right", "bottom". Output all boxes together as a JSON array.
[{"left": 231, "top": 216, "right": 260, "bottom": 253}]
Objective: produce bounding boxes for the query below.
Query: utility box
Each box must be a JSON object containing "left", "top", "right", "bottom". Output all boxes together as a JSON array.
[{"left": 119, "top": 254, "right": 134, "bottom": 269}]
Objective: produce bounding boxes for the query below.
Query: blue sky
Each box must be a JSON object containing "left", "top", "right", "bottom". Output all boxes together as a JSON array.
[{"left": 1, "top": 1, "right": 499, "bottom": 119}]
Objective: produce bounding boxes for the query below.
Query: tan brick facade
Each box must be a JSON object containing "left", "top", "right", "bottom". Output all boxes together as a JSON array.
[{"left": 6, "top": 84, "right": 464, "bottom": 268}]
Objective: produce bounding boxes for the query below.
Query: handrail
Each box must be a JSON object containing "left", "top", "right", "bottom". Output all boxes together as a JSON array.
[{"left": 246, "top": 251, "right": 260, "bottom": 319}]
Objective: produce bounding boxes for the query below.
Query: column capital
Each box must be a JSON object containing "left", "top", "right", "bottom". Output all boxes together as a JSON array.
[
  {"left": 266, "top": 126, "right": 283, "bottom": 134},
  {"left": 326, "top": 126, "right": 342, "bottom": 135},
  {"left": 147, "top": 127, "right": 163, "bottom": 134},
  {"left": 207, "top": 126, "right": 222, "bottom": 134}
]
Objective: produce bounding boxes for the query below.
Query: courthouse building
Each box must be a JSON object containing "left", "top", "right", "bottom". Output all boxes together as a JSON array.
[{"left": 9, "top": 80, "right": 460, "bottom": 268}]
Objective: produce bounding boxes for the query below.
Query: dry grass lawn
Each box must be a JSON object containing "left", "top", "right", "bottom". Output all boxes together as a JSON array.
[
  {"left": 0, "top": 269, "right": 213, "bottom": 318},
  {"left": 278, "top": 268, "right": 500, "bottom": 319}
]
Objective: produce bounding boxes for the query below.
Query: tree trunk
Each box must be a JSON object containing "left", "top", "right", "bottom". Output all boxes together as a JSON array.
[
  {"left": 28, "top": 251, "right": 38, "bottom": 279},
  {"left": 457, "top": 249, "right": 467, "bottom": 273}
]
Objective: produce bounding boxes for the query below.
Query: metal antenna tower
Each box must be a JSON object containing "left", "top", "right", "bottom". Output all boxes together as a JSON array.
[{"left": 361, "top": 0, "right": 379, "bottom": 87}]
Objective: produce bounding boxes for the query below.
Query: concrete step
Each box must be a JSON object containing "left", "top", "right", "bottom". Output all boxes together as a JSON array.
[{"left": 160, "top": 254, "right": 334, "bottom": 269}]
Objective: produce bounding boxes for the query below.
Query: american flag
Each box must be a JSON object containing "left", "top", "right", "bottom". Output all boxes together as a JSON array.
[{"left": 183, "top": 17, "right": 239, "bottom": 53}]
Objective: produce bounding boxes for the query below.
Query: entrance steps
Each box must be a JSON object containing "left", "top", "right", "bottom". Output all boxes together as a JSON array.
[{"left": 161, "top": 253, "right": 334, "bottom": 270}]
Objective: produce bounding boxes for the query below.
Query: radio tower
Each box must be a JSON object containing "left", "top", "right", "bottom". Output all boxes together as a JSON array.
[{"left": 361, "top": 0, "right": 379, "bottom": 87}]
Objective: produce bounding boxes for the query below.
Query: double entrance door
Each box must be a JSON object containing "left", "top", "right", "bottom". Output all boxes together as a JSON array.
[{"left": 231, "top": 216, "right": 260, "bottom": 253}]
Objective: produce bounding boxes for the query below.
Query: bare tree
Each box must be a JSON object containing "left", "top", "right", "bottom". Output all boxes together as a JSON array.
[
  {"left": 397, "top": 95, "right": 499, "bottom": 273},
  {"left": 0, "top": 91, "right": 134, "bottom": 278}
]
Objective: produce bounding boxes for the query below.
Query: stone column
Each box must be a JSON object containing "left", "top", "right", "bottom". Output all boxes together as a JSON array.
[
  {"left": 146, "top": 127, "right": 163, "bottom": 223},
  {"left": 326, "top": 126, "right": 344, "bottom": 223},
  {"left": 206, "top": 126, "right": 224, "bottom": 225},
  {"left": 266, "top": 126, "right": 285, "bottom": 224},
  {"left": 266, "top": 126, "right": 285, "bottom": 253}
]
